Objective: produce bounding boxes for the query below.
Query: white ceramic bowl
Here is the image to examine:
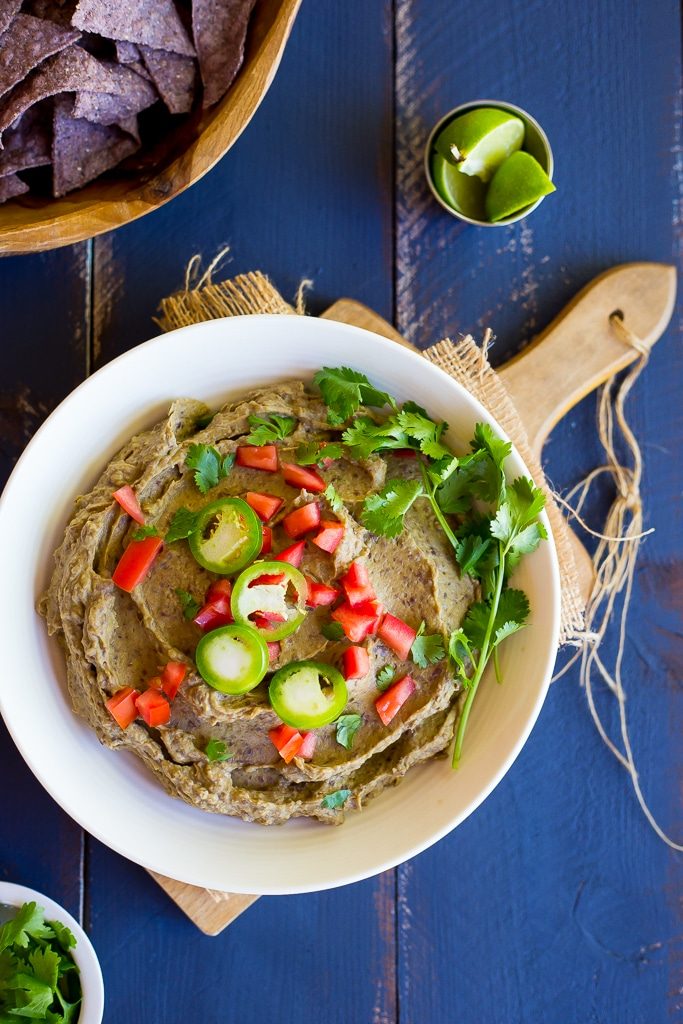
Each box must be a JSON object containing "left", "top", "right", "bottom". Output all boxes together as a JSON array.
[
  {"left": 0, "top": 315, "right": 560, "bottom": 894},
  {"left": 0, "top": 882, "right": 104, "bottom": 1023}
]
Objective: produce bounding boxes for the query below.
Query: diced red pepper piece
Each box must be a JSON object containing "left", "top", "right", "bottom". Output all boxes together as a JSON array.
[
  {"left": 393, "top": 448, "right": 417, "bottom": 459},
  {"left": 236, "top": 445, "right": 278, "bottom": 472},
  {"left": 343, "top": 645, "right": 370, "bottom": 680},
  {"left": 351, "top": 598, "right": 385, "bottom": 635},
  {"left": 249, "top": 572, "right": 286, "bottom": 587},
  {"left": 298, "top": 731, "right": 317, "bottom": 759},
  {"left": 105, "top": 686, "right": 140, "bottom": 729},
  {"left": 339, "top": 559, "right": 376, "bottom": 606},
  {"left": 112, "top": 535, "right": 163, "bottom": 593},
  {"left": 274, "top": 541, "right": 305, "bottom": 567},
  {"left": 193, "top": 596, "right": 233, "bottom": 631},
  {"left": 206, "top": 579, "right": 232, "bottom": 603},
  {"left": 254, "top": 610, "right": 286, "bottom": 623},
  {"left": 135, "top": 688, "right": 171, "bottom": 727},
  {"left": 378, "top": 613, "right": 417, "bottom": 661},
  {"left": 311, "top": 520, "right": 345, "bottom": 554},
  {"left": 282, "top": 502, "right": 321, "bottom": 539},
  {"left": 331, "top": 602, "right": 377, "bottom": 643},
  {"left": 305, "top": 577, "right": 339, "bottom": 607},
  {"left": 269, "top": 723, "right": 304, "bottom": 763},
  {"left": 245, "top": 491, "right": 284, "bottom": 521},
  {"left": 267, "top": 641, "right": 281, "bottom": 663},
  {"left": 161, "top": 661, "right": 187, "bottom": 701},
  {"left": 280, "top": 462, "right": 326, "bottom": 493},
  {"left": 112, "top": 484, "right": 145, "bottom": 524},
  {"left": 375, "top": 674, "right": 416, "bottom": 726},
  {"left": 261, "top": 525, "right": 273, "bottom": 555}
]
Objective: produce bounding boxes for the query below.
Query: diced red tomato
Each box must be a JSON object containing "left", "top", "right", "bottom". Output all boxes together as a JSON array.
[
  {"left": 378, "top": 613, "right": 417, "bottom": 660},
  {"left": 352, "top": 598, "right": 385, "bottom": 635},
  {"left": 245, "top": 491, "right": 284, "bottom": 521},
  {"left": 255, "top": 610, "right": 286, "bottom": 623},
  {"left": 112, "top": 485, "right": 145, "bottom": 524},
  {"left": 135, "top": 688, "right": 171, "bottom": 727},
  {"left": 267, "top": 641, "right": 281, "bottom": 662},
  {"left": 269, "top": 723, "right": 304, "bottom": 763},
  {"left": 274, "top": 540, "right": 306, "bottom": 567},
  {"left": 261, "top": 525, "right": 273, "bottom": 555},
  {"left": 249, "top": 572, "right": 286, "bottom": 587},
  {"left": 305, "top": 577, "right": 339, "bottom": 607},
  {"left": 105, "top": 686, "right": 140, "bottom": 729},
  {"left": 331, "top": 602, "right": 377, "bottom": 643},
  {"left": 236, "top": 445, "right": 278, "bottom": 472},
  {"left": 112, "top": 535, "right": 163, "bottom": 592},
  {"left": 206, "top": 579, "right": 232, "bottom": 603},
  {"left": 161, "top": 661, "right": 187, "bottom": 701},
  {"left": 339, "top": 559, "right": 376, "bottom": 606},
  {"left": 311, "top": 520, "right": 345, "bottom": 554},
  {"left": 282, "top": 502, "right": 321, "bottom": 538},
  {"left": 298, "top": 731, "right": 317, "bottom": 759},
  {"left": 393, "top": 448, "right": 417, "bottom": 459},
  {"left": 193, "top": 596, "right": 233, "bottom": 631},
  {"left": 375, "top": 674, "right": 416, "bottom": 726},
  {"left": 280, "top": 462, "right": 326, "bottom": 493},
  {"left": 343, "top": 645, "right": 370, "bottom": 680}
]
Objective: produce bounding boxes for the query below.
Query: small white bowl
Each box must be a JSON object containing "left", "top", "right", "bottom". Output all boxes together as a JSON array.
[{"left": 0, "top": 882, "right": 104, "bottom": 1024}]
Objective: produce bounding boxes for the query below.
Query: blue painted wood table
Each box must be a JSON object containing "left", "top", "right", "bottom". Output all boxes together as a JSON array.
[{"left": 1, "top": 2, "right": 681, "bottom": 1021}]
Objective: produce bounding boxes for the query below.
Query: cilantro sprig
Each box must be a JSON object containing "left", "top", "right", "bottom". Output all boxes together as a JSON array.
[
  {"left": 313, "top": 367, "right": 396, "bottom": 426},
  {"left": 335, "top": 713, "right": 362, "bottom": 750},
  {"left": 185, "top": 444, "right": 234, "bottom": 494},
  {"left": 205, "top": 739, "right": 231, "bottom": 762},
  {"left": 245, "top": 413, "right": 297, "bottom": 445},
  {"left": 410, "top": 622, "right": 446, "bottom": 668},
  {"left": 321, "top": 789, "right": 352, "bottom": 810},
  {"left": 176, "top": 587, "right": 201, "bottom": 620},
  {"left": 0, "top": 902, "right": 80, "bottom": 1022}
]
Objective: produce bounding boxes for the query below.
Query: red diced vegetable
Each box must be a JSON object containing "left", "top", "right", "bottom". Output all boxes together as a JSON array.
[
  {"left": 269, "top": 723, "right": 304, "bottom": 763},
  {"left": 342, "top": 646, "right": 370, "bottom": 680},
  {"left": 105, "top": 686, "right": 140, "bottom": 729},
  {"left": 112, "top": 484, "right": 145, "bottom": 524},
  {"left": 274, "top": 541, "right": 305, "bottom": 567},
  {"left": 193, "top": 596, "right": 233, "bottom": 631},
  {"left": 375, "top": 674, "right": 416, "bottom": 725},
  {"left": 249, "top": 572, "right": 286, "bottom": 587},
  {"left": 351, "top": 598, "right": 385, "bottom": 635},
  {"left": 340, "top": 559, "right": 376, "bottom": 606},
  {"left": 161, "top": 661, "right": 187, "bottom": 701},
  {"left": 261, "top": 525, "right": 273, "bottom": 555},
  {"left": 283, "top": 502, "right": 321, "bottom": 538},
  {"left": 331, "top": 602, "right": 377, "bottom": 643},
  {"left": 236, "top": 445, "right": 278, "bottom": 472},
  {"left": 255, "top": 610, "right": 286, "bottom": 623},
  {"left": 311, "top": 520, "right": 345, "bottom": 554},
  {"left": 112, "top": 535, "right": 163, "bottom": 592},
  {"left": 206, "top": 579, "right": 232, "bottom": 603},
  {"left": 393, "top": 448, "right": 417, "bottom": 459},
  {"left": 267, "top": 641, "right": 281, "bottom": 663},
  {"left": 245, "top": 491, "right": 284, "bottom": 521},
  {"left": 305, "top": 578, "right": 339, "bottom": 607},
  {"left": 298, "top": 731, "right": 317, "bottom": 759},
  {"left": 135, "top": 688, "right": 171, "bottom": 727},
  {"left": 378, "top": 613, "right": 417, "bottom": 660},
  {"left": 280, "top": 462, "right": 326, "bottom": 493}
]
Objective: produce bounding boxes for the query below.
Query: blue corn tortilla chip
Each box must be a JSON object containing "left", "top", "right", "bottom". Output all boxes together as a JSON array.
[
  {"left": 72, "top": 61, "right": 157, "bottom": 124},
  {"left": 0, "top": 170, "right": 28, "bottom": 201},
  {"left": 0, "top": 13, "right": 80, "bottom": 101},
  {"left": 52, "top": 94, "right": 138, "bottom": 195},
  {"left": 73, "top": 0, "right": 195, "bottom": 57},
  {"left": 0, "top": 0, "right": 21, "bottom": 36},
  {"left": 115, "top": 41, "right": 141, "bottom": 64},
  {"left": 139, "top": 45, "right": 195, "bottom": 114},
  {"left": 192, "top": 0, "right": 256, "bottom": 108},
  {"left": 0, "top": 100, "right": 51, "bottom": 175}
]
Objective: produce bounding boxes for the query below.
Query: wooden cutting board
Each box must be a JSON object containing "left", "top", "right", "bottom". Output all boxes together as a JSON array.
[{"left": 150, "top": 261, "right": 676, "bottom": 933}]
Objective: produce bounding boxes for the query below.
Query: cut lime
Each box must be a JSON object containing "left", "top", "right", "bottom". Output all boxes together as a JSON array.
[
  {"left": 434, "top": 107, "right": 525, "bottom": 183},
  {"left": 431, "top": 152, "right": 486, "bottom": 220},
  {"left": 485, "top": 150, "right": 555, "bottom": 222}
]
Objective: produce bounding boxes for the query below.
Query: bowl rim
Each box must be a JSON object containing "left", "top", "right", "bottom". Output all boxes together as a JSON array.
[
  {"left": 0, "top": 314, "right": 561, "bottom": 893},
  {"left": 0, "top": 881, "right": 104, "bottom": 1024}
]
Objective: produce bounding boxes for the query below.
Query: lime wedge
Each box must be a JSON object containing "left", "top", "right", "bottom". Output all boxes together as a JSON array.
[
  {"left": 435, "top": 107, "right": 525, "bottom": 183},
  {"left": 431, "top": 152, "right": 486, "bottom": 220},
  {"left": 485, "top": 150, "right": 555, "bottom": 222}
]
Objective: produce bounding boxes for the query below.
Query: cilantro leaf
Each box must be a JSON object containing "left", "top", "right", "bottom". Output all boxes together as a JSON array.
[
  {"left": 205, "top": 739, "right": 231, "bottom": 762},
  {"left": 471, "top": 422, "right": 512, "bottom": 470},
  {"left": 362, "top": 478, "right": 423, "bottom": 537},
  {"left": 463, "top": 588, "right": 530, "bottom": 651},
  {"left": 166, "top": 507, "right": 200, "bottom": 543},
  {"left": 342, "top": 416, "right": 408, "bottom": 461},
  {"left": 321, "top": 621, "right": 345, "bottom": 641},
  {"left": 313, "top": 367, "right": 396, "bottom": 426},
  {"left": 321, "top": 788, "right": 352, "bottom": 810},
  {"left": 490, "top": 477, "right": 546, "bottom": 547},
  {"left": 176, "top": 588, "right": 201, "bottom": 620},
  {"left": 455, "top": 533, "right": 492, "bottom": 577},
  {"left": 4, "top": 973, "right": 54, "bottom": 1018},
  {"left": 49, "top": 923, "right": 76, "bottom": 954},
  {"left": 28, "top": 948, "right": 59, "bottom": 991},
  {"left": 410, "top": 623, "right": 446, "bottom": 667},
  {"left": 335, "top": 714, "right": 362, "bottom": 750},
  {"left": 376, "top": 665, "right": 397, "bottom": 691},
  {"left": 323, "top": 483, "right": 345, "bottom": 516},
  {"left": 245, "top": 413, "right": 297, "bottom": 445},
  {"left": 448, "top": 629, "right": 475, "bottom": 681},
  {"left": 131, "top": 524, "right": 160, "bottom": 541},
  {"left": 395, "top": 410, "right": 451, "bottom": 460},
  {"left": 296, "top": 441, "right": 344, "bottom": 465},
  {"left": 0, "top": 904, "right": 52, "bottom": 953},
  {"left": 436, "top": 449, "right": 499, "bottom": 513},
  {"left": 185, "top": 444, "right": 233, "bottom": 494}
]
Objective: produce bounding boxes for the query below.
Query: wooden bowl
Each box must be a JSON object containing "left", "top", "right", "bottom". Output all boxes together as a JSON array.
[{"left": 0, "top": 0, "right": 302, "bottom": 255}]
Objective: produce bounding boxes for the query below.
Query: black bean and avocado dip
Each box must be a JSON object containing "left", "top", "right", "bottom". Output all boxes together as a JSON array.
[{"left": 40, "top": 367, "right": 547, "bottom": 825}]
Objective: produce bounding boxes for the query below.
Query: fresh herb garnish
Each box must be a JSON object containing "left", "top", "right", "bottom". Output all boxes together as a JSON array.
[
  {"left": 176, "top": 588, "right": 201, "bottom": 620},
  {"left": 362, "top": 478, "right": 423, "bottom": 537},
  {"left": 321, "top": 621, "right": 345, "bottom": 641},
  {"left": 205, "top": 739, "right": 231, "bottom": 762},
  {"left": 410, "top": 622, "right": 446, "bottom": 667},
  {"left": 131, "top": 524, "right": 160, "bottom": 541},
  {"left": 321, "top": 788, "right": 352, "bottom": 810},
  {"left": 335, "top": 713, "right": 362, "bottom": 750},
  {"left": 296, "top": 441, "right": 344, "bottom": 465},
  {"left": 323, "top": 483, "right": 345, "bottom": 516},
  {"left": 0, "top": 902, "right": 81, "bottom": 1023},
  {"left": 185, "top": 444, "right": 234, "bottom": 494},
  {"left": 313, "top": 366, "right": 396, "bottom": 426},
  {"left": 166, "top": 507, "right": 200, "bottom": 543},
  {"left": 376, "top": 665, "right": 397, "bottom": 691},
  {"left": 245, "top": 413, "right": 297, "bottom": 445}
]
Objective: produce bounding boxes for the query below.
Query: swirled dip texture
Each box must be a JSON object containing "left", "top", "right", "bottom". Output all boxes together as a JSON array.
[{"left": 40, "top": 382, "right": 475, "bottom": 824}]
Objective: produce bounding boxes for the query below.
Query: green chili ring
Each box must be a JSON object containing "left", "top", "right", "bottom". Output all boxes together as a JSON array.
[
  {"left": 269, "top": 660, "right": 348, "bottom": 729},
  {"left": 231, "top": 560, "right": 308, "bottom": 642},
  {"left": 188, "top": 497, "right": 262, "bottom": 575},
  {"left": 195, "top": 624, "right": 269, "bottom": 695}
]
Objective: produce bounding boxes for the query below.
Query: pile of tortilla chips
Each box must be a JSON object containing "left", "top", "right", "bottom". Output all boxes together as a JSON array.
[{"left": 0, "top": 0, "right": 256, "bottom": 200}]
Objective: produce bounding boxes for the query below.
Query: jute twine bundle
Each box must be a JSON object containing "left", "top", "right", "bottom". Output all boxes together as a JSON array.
[{"left": 156, "top": 253, "right": 680, "bottom": 850}]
